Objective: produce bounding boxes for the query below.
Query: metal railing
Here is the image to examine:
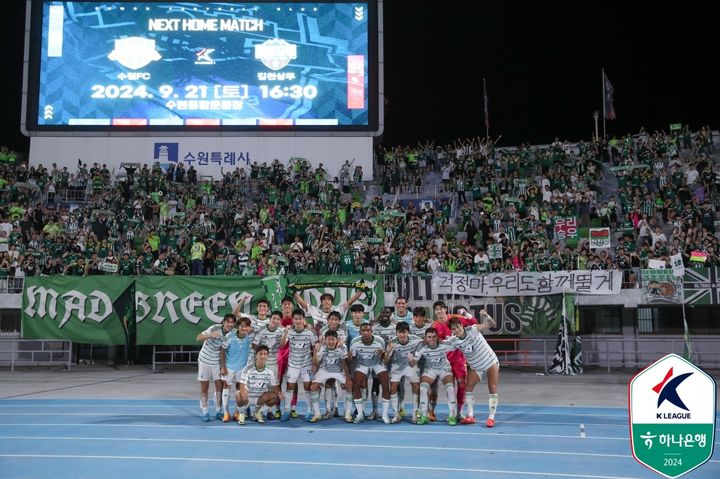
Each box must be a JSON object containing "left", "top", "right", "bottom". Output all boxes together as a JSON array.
[
  {"left": 0, "top": 277, "right": 24, "bottom": 295},
  {"left": 0, "top": 339, "right": 72, "bottom": 371},
  {"left": 152, "top": 345, "right": 200, "bottom": 371}
]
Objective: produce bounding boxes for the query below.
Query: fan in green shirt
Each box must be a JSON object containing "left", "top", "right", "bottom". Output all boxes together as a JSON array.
[
  {"left": 338, "top": 251, "right": 355, "bottom": 274},
  {"left": 214, "top": 254, "right": 228, "bottom": 275}
]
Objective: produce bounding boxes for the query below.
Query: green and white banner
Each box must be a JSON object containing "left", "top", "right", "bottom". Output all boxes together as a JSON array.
[
  {"left": 135, "top": 276, "right": 265, "bottom": 345},
  {"left": 22, "top": 275, "right": 384, "bottom": 346},
  {"left": 22, "top": 276, "right": 135, "bottom": 345},
  {"left": 642, "top": 269, "right": 683, "bottom": 304}
]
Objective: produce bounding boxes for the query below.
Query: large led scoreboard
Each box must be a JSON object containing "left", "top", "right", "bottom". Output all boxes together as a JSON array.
[{"left": 22, "top": 0, "right": 381, "bottom": 134}]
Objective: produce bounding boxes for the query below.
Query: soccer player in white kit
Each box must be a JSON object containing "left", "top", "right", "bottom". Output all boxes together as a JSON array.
[
  {"left": 309, "top": 330, "right": 352, "bottom": 422},
  {"left": 411, "top": 327, "right": 459, "bottom": 425},
  {"left": 349, "top": 322, "right": 391, "bottom": 423},
  {"left": 384, "top": 321, "right": 423, "bottom": 423},
  {"left": 280, "top": 308, "right": 317, "bottom": 421},
  {"left": 369, "top": 307, "right": 396, "bottom": 419},
  {"left": 318, "top": 311, "right": 348, "bottom": 417},
  {"left": 235, "top": 345, "right": 282, "bottom": 425},
  {"left": 294, "top": 290, "right": 364, "bottom": 328},
  {"left": 220, "top": 316, "right": 254, "bottom": 422},
  {"left": 448, "top": 310, "right": 500, "bottom": 427},
  {"left": 389, "top": 297, "right": 413, "bottom": 417},
  {"left": 196, "top": 313, "right": 237, "bottom": 421},
  {"left": 252, "top": 310, "right": 285, "bottom": 419},
  {"left": 390, "top": 296, "right": 413, "bottom": 323}
]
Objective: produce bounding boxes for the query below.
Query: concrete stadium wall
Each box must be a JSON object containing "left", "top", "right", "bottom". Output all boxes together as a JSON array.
[{"left": 29, "top": 136, "right": 373, "bottom": 180}]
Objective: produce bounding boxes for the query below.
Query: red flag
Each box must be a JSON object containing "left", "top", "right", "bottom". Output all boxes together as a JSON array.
[{"left": 603, "top": 71, "right": 616, "bottom": 120}]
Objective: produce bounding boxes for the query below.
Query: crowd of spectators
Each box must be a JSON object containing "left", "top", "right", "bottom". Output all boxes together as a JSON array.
[{"left": 0, "top": 125, "right": 717, "bottom": 291}]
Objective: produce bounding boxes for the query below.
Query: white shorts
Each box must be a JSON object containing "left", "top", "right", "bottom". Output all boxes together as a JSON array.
[
  {"left": 468, "top": 358, "right": 500, "bottom": 375},
  {"left": 221, "top": 369, "right": 241, "bottom": 385},
  {"left": 313, "top": 370, "right": 346, "bottom": 386},
  {"left": 421, "top": 367, "right": 452, "bottom": 382},
  {"left": 355, "top": 363, "right": 387, "bottom": 377},
  {"left": 286, "top": 365, "right": 312, "bottom": 383},
  {"left": 390, "top": 365, "right": 420, "bottom": 383},
  {"left": 197, "top": 362, "right": 221, "bottom": 382}
]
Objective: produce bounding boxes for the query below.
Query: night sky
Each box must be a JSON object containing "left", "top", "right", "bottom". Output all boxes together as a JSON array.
[{"left": 2, "top": 2, "right": 718, "bottom": 152}]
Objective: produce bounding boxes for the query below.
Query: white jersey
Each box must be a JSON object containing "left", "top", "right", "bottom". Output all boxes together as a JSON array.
[
  {"left": 349, "top": 335, "right": 386, "bottom": 367},
  {"left": 286, "top": 327, "right": 317, "bottom": 369},
  {"left": 388, "top": 336, "right": 423, "bottom": 368},
  {"left": 316, "top": 344, "right": 348, "bottom": 374},
  {"left": 447, "top": 327, "right": 498, "bottom": 372},
  {"left": 372, "top": 321, "right": 397, "bottom": 342},
  {"left": 409, "top": 321, "right": 432, "bottom": 338},
  {"left": 198, "top": 325, "right": 224, "bottom": 366},
  {"left": 305, "top": 304, "right": 348, "bottom": 327},
  {"left": 239, "top": 363, "right": 278, "bottom": 396},
  {"left": 413, "top": 341, "right": 455, "bottom": 371},
  {"left": 249, "top": 315, "right": 270, "bottom": 333},
  {"left": 319, "top": 325, "right": 347, "bottom": 344},
  {"left": 252, "top": 326, "right": 284, "bottom": 364},
  {"left": 390, "top": 310, "right": 413, "bottom": 324}
]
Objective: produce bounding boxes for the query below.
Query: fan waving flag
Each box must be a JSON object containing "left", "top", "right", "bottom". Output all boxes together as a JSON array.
[{"left": 603, "top": 71, "right": 616, "bottom": 120}]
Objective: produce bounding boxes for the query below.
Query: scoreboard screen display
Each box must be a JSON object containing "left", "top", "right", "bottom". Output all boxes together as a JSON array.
[{"left": 24, "top": 1, "right": 378, "bottom": 132}]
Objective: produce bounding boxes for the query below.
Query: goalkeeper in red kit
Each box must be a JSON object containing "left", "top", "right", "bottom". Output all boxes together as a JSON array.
[{"left": 431, "top": 301, "right": 477, "bottom": 419}]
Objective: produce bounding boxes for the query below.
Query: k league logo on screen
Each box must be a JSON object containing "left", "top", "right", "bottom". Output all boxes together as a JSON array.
[{"left": 154, "top": 143, "right": 179, "bottom": 163}]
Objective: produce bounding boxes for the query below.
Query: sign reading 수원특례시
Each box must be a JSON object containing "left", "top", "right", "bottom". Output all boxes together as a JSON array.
[{"left": 629, "top": 354, "right": 716, "bottom": 478}]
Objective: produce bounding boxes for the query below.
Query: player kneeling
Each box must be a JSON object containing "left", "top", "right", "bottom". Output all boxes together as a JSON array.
[
  {"left": 309, "top": 330, "right": 352, "bottom": 422},
  {"left": 235, "top": 345, "right": 282, "bottom": 425}
]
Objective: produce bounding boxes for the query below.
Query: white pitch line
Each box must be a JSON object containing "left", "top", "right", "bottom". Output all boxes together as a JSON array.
[
  {"left": 0, "top": 454, "right": 648, "bottom": 479},
  {"left": 0, "top": 435, "right": 635, "bottom": 459},
  {"left": 0, "top": 423, "right": 630, "bottom": 441}
]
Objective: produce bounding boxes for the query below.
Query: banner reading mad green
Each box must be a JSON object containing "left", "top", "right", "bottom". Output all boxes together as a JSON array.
[
  {"left": 22, "top": 276, "right": 135, "bottom": 345},
  {"left": 135, "top": 276, "right": 265, "bottom": 345}
]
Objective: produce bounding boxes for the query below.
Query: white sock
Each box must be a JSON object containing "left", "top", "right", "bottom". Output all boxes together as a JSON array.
[
  {"left": 488, "top": 393, "right": 498, "bottom": 419},
  {"left": 304, "top": 389, "right": 313, "bottom": 415},
  {"left": 465, "top": 392, "right": 475, "bottom": 418},
  {"left": 284, "top": 390, "right": 294, "bottom": 412},
  {"left": 411, "top": 389, "right": 419, "bottom": 413},
  {"left": 213, "top": 391, "right": 222, "bottom": 413},
  {"left": 335, "top": 383, "right": 343, "bottom": 412},
  {"left": 345, "top": 392, "right": 354, "bottom": 415},
  {"left": 222, "top": 389, "right": 230, "bottom": 414},
  {"left": 354, "top": 399, "right": 364, "bottom": 416},
  {"left": 382, "top": 398, "right": 390, "bottom": 417},
  {"left": 311, "top": 391, "right": 321, "bottom": 415},
  {"left": 419, "top": 383, "right": 429, "bottom": 415},
  {"left": 200, "top": 393, "right": 208, "bottom": 414},
  {"left": 390, "top": 393, "right": 399, "bottom": 415},
  {"left": 445, "top": 383, "right": 457, "bottom": 417},
  {"left": 260, "top": 405, "right": 269, "bottom": 415}
]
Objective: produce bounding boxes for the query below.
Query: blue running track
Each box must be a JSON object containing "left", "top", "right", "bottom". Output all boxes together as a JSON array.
[{"left": 0, "top": 399, "right": 718, "bottom": 479}]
